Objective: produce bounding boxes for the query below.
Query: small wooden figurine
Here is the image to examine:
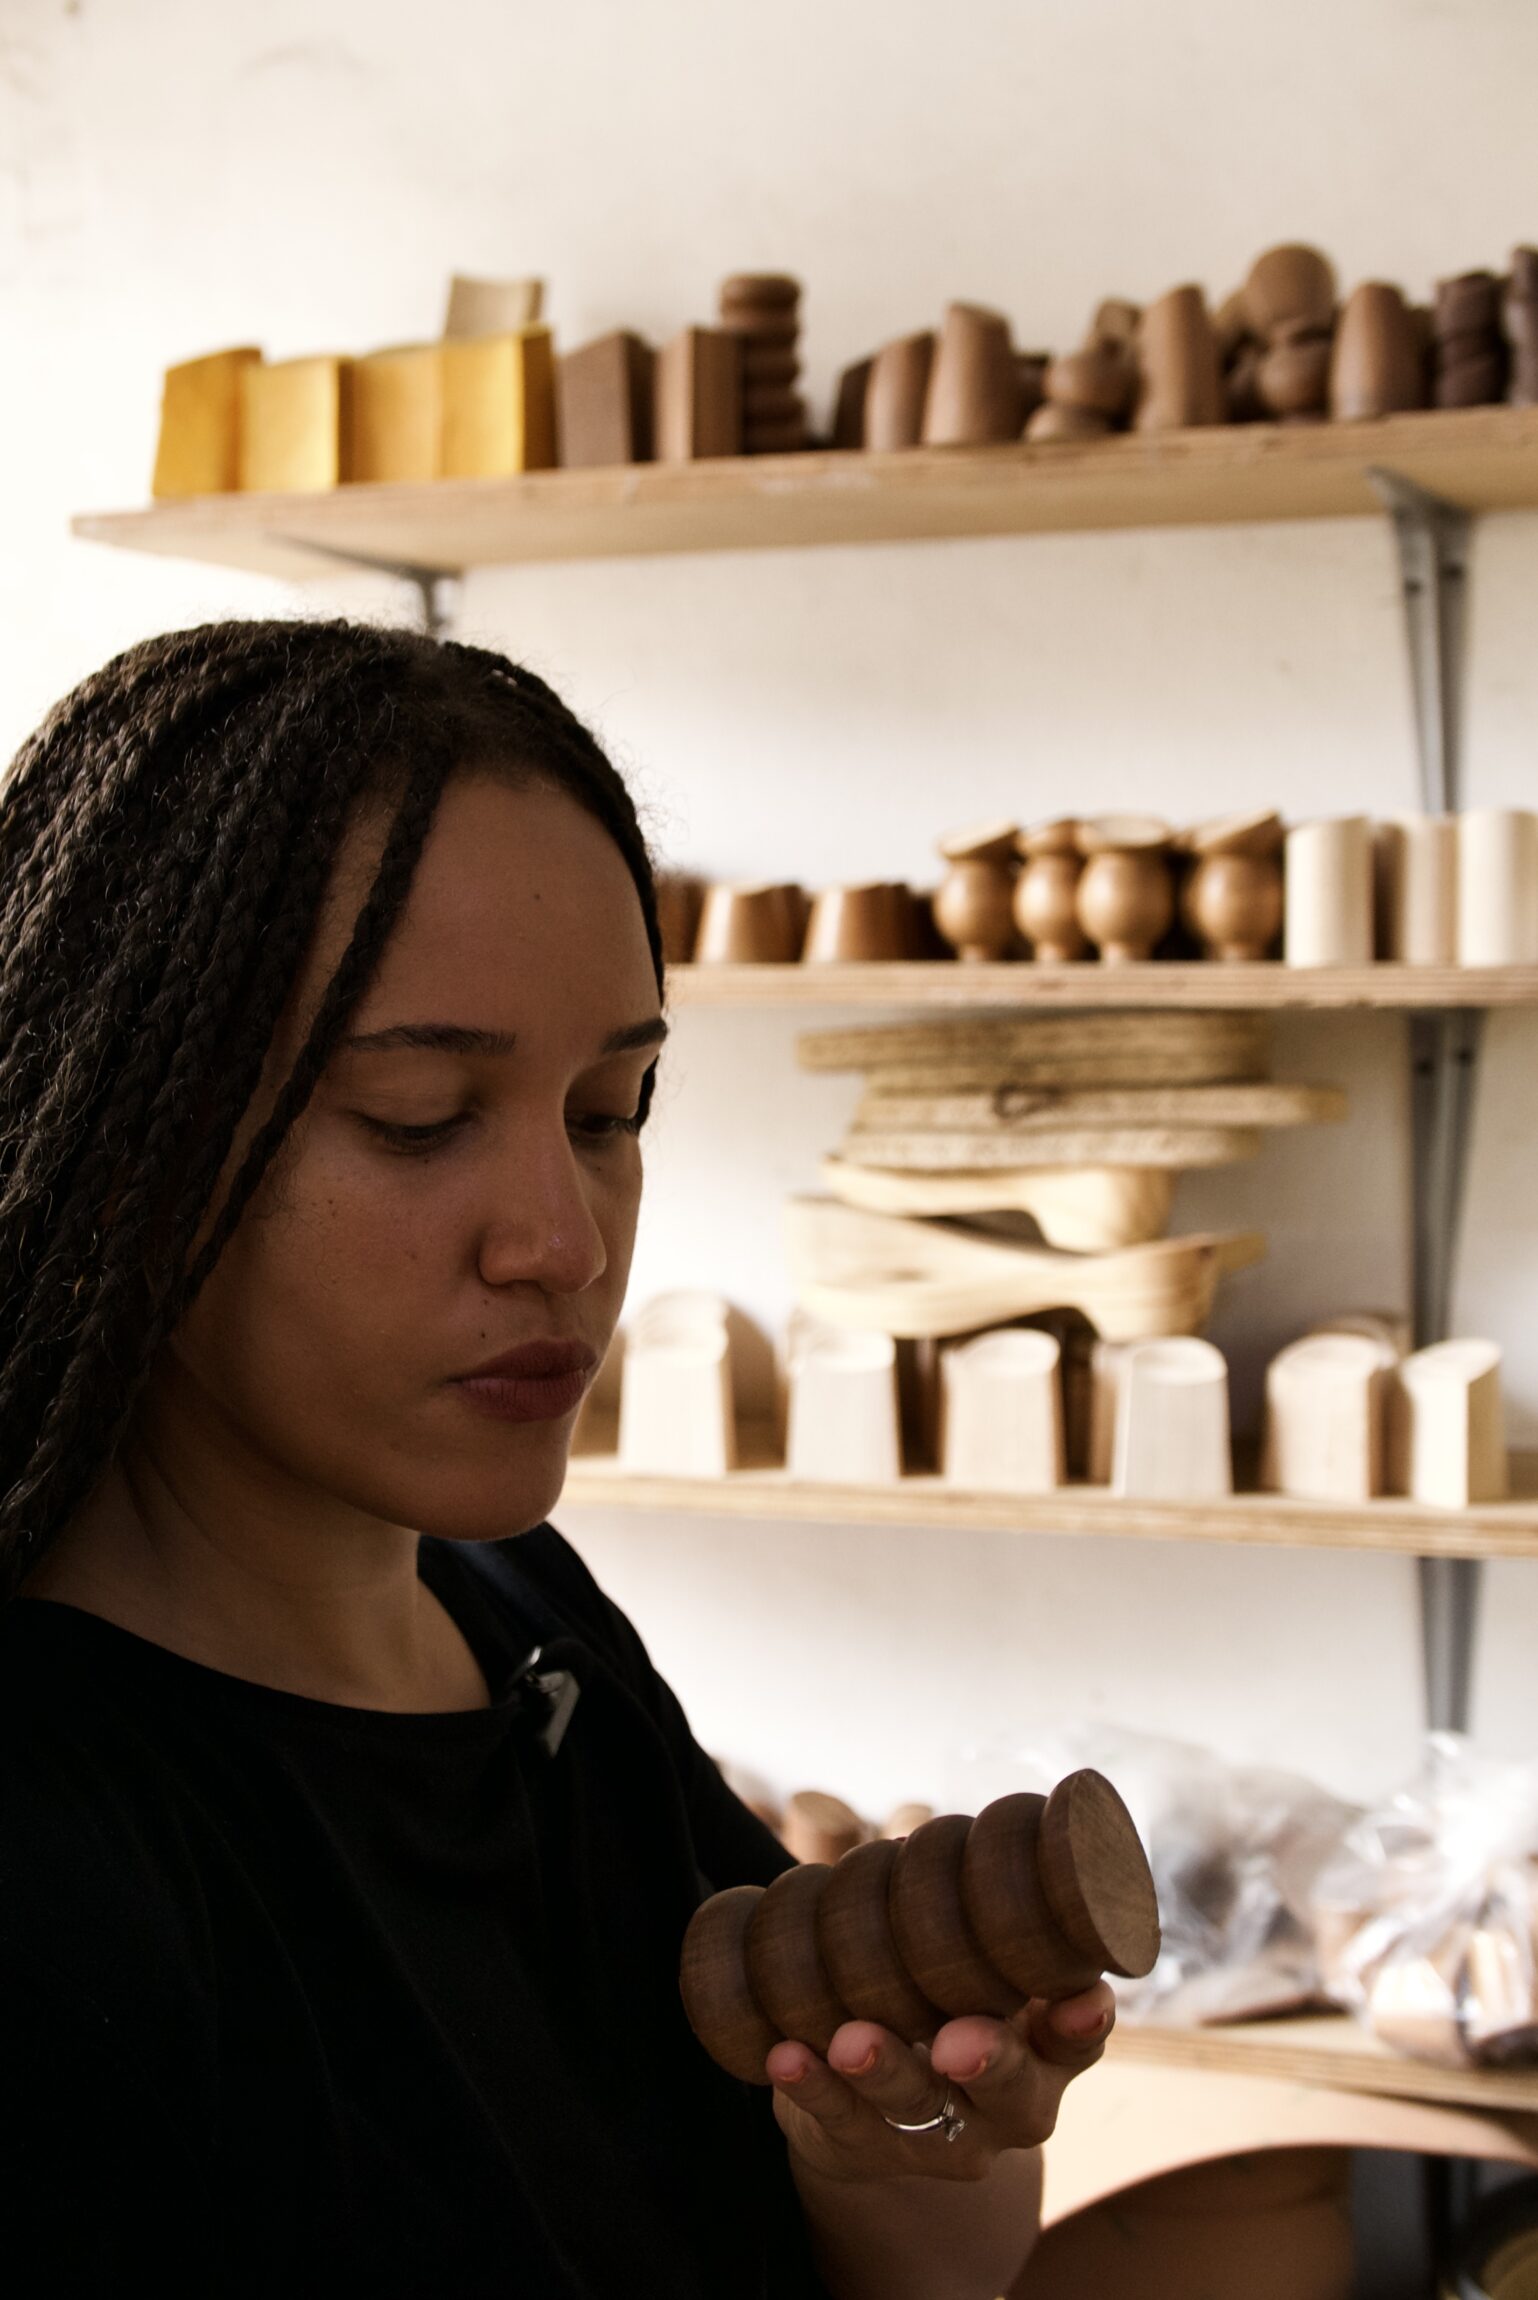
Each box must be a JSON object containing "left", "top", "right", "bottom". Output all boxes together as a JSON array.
[
  {"left": 654, "top": 327, "right": 743, "bottom": 462},
  {"left": 153, "top": 346, "right": 262, "bottom": 498},
  {"left": 718, "top": 275, "right": 807, "bottom": 454},
  {"left": 1241, "top": 244, "right": 1337, "bottom": 424},
  {"left": 1179, "top": 810, "right": 1285, "bottom": 961},
  {"left": 785, "top": 1314, "right": 903, "bottom": 1484},
  {"left": 1284, "top": 817, "right": 1374, "bottom": 966},
  {"left": 1504, "top": 247, "right": 1538, "bottom": 405},
  {"left": 921, "top": 303, "right": 1023, "bottom": 446},
  {"left": 1111, "top": 1336, "right": 1233, "bottom": 1498},
  {"left": 831, "top": 356, "right": 875, "bottom": 449},
  {"left": 803, "top": 883, "right": 915, "bottom": 964},
  {"left": 1432, "top": 270, "right": 1509, "bottom": 409},
  {"left": 1330, "top": 283, "right": 1426, "bottom": 420},
  {"left": 865, "top": 332, "right": 937, "bottom": 451},
  {"left": 1373, "top": 816, "right": 1458, "bottom": 965},
  {"left": 1260, "top": 1331, "right": 1395, "bottom": 1501},
  {"left": 439, "top": 329, "right": 558, "bottom": 476},
  {"left": 933, "top": 821, "right": 1019, "bottom": 962},
  {"left": 1075, "top": 817, "right": 1175, "bottom": 964},
  {"left": 617, "top": 1292, "right": 739, "bottom": 1477},
  {"left": 238, "top": 355, "right": 354, "bottom": 493},
  {"left": 1387, "top": 1339, "right": 1508, "bottom": 1507},
  {"left": 557, "top": 331, "right": 655, "bottom": 468},
  {"left": 1135, "top": 286, "right": 1224, "bottom": 431},
  {"left": 781, "top": 1790, "right": 866, "bottom": 1868},
  {"left": 941, "top": 1329, "right": 1064, "bottom": 1494},
  {"left": 694, "top": 881, "right": 807, "bottom": 964},
  {"left": 1456, "top": 809, "right": 1538, "bottom": 965},
  {"left": 679, "top": 1771, "right": 1160, "bottom": 2082},
  {"left": 1014, "top": 820, "right": 1088, "bottom": 961},
  {"left": 443, "top": 274, "right": 543, "bottom": 337},
  {"left": 1027, "top": 303, "right": 1138, "bottom": 443}
]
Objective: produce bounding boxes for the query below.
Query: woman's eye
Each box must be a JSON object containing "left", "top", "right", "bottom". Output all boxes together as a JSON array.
[
  {"left": 569, "top": 1110, "right": 643, "bottom": 1143},
  {"left": 358, "top": 1115, "right": 466, "bottom": 1156}
]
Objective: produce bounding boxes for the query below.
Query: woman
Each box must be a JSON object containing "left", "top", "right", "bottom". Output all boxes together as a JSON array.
[{"left": 0, "top": 620, "right": 1112, "bottom": 2297}]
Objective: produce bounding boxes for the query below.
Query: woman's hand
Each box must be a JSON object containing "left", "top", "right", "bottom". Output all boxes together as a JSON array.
[{"left": 767, "top": 1981, "right": 1114, "bottom": 2187}]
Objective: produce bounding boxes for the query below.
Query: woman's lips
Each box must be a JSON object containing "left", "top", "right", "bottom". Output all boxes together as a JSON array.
[{"left": 451, "top": 1342, "right": 598, "bottom": 1425}]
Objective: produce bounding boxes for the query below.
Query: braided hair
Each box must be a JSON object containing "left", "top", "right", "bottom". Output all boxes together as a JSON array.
[{"left": 0, "top": 618, "right": 663, "bottom": 1598}]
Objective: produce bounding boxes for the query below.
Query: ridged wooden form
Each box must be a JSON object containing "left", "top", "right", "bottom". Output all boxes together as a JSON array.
[{"left": 679, "top": 1769, "right": 1160, "bottom": 2084}]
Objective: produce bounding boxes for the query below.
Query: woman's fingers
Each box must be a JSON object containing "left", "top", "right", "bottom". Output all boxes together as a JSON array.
[{"left": 824, "top": 2021, "right": 952, "bottom": 2127}]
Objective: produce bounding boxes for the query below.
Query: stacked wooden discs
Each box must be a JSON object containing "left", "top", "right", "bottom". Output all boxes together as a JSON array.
[
  {"left": 1433, "top": 269, "right": 1509, "bottom": 408},
  {"left": 679, "top": 1770, "right": 1161, "bottom": 2085},
  {"left": 1243, "top": 244, "right": 1337, "bottom": 423},
  {"left": 718, "top": 273, "right": 808, "bottom": 454}
]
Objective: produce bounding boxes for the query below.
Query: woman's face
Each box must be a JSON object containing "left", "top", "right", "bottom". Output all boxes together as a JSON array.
[{"left": 164, "top": 772, "right": 663, "bottom": 1545}]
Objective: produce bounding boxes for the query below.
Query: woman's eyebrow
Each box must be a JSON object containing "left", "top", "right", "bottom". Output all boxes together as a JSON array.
[{"left": 339, "top": 1018, "right": 669, "bottom": 1058}]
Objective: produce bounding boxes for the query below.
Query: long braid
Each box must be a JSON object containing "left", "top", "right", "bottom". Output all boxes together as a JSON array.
[{"left": 0, "top": 617, "right": 663, "bottom": 1597}]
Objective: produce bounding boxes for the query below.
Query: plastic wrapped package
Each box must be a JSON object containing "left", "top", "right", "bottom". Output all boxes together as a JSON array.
[
  {"left": 1310, "top": 1734, "right": 1538, "bottom": 2067},
  {"left": 946, "top": 1723, "right": 1360, "bottom": 2025}
]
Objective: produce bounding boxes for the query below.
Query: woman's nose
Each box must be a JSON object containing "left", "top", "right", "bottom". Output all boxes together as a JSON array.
[{"left": 475, "top": 1125, "right": 608, "bottom": 1295}]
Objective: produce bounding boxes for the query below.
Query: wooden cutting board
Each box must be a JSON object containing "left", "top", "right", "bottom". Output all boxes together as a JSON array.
[
  {"left": 785, "top": 1197, "right": 1266, "bottom": 1340},
  {"left": 852, "top": 1083, "right": 1345, "bottom": 1132},
  {"left": 837, "top": 1125, "right": 1263, "bottom": 1170},
  {"left": 798, "top": 1010, "right": 1269, "bottom": 1082},
  {"left": 820, "top": 1158, "right": 1176, "bottom": 1250}
]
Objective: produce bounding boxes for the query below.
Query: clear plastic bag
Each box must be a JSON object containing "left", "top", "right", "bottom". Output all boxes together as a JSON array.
[
  {"left": 946, "top": 1722, "right": 1359, "bottom": 2025},
  {"left": 1310, "top": 1733, "right": 1538, "bottom": 2067}
]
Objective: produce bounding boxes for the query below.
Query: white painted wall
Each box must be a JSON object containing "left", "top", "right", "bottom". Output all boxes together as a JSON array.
[{"left": 4, "top": 0, "right": 1537, "bottom": 1816}]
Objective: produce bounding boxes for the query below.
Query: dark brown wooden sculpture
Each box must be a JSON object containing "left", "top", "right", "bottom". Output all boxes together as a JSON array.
[
  {"left": 719, "top": 274, "right": 809, "bottom": 454},
  {"left": 1432, "top": 269, "right": 1509, "bottom": 409},
  {"left": 679, "top": 1769, "right": 1159, "bottom": 2085},
  {"left": 1506, "top": 248, "right": 1538, "bottom": 406}
]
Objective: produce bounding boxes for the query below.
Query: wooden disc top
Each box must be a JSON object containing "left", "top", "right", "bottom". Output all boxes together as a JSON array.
[{"left": 1037, "top": 1769, "right": 1160, "bottom": 1979}]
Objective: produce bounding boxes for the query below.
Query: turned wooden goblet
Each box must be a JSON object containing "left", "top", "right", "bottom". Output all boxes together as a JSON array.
[{"left": 679, "top": 1769, "right": 1160, "bottom": 2085}]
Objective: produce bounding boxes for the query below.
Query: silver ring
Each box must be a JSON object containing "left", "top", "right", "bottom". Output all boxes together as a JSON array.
[{"left": 881, "top": 2082, "right": 966, "bottom": 2144}]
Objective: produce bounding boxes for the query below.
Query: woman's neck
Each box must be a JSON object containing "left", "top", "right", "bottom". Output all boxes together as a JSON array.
[{"left": 22, "top": 1439, "right": 491, "bottom": 1716}]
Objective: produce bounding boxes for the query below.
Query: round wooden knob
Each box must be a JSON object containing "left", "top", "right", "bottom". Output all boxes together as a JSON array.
[
  {"left": 678, "top": 1883, "right": 781, "bottom": 2084},
  {"left": 816, "top": 1836, "right": 947, "bottom": 2045},
  {"left": 888, "top": 1813, "right": 1027, "bottom": 2019},
  {"left": 960, "top": 1791, "right": 1101, "bottom": 1999},
  {"left": 744, "top": 1863, "right": 848, "bottom": 2055},
  {"left": 1037, "top": 1768, "right": 1161, "bottom": 1980}
]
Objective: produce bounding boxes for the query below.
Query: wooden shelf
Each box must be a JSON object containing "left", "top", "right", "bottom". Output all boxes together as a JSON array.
[
  {"left": 666, "top": 961, "right": 1538, "bottom": 1011},
  {"left": 560, "top": 1445, "right": 1538, "bottom": 1560},
  {"left": 1114, "top": 2013, "right": 1538, "bottom": 2115},
  {"left": 71, "top": 406, "right": 1538, "bottom": 578}
]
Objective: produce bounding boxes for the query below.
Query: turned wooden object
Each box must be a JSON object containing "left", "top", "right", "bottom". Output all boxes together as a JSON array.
[
  {"left": 934, "top": 820, "right": 1019, "bottom": 961},
  {"left": 1330, "top": 283, "right": 1425, "bottom": 420},
  {"left": 922, "top": 303, "right": 1023, "bottom": 446},
  {"left": 1431, "top": 269, "right": 1508, "bottom": 410},
  {"left": 1015, "top": 820, "right": 1088, "bottom": 961},
  {"left": 719, "top": 274, "right": 808, "bottom": 454},
  {"left": 1505, "top": 246, "right": 1538, "bottom": 407},
  {"left": 865, "top": 332, "right": 936, "bottom": 451},
  {"left": 679, "top": 1772, "right": 1160, "bottom": 2083},
  {"left": 1241, "top": 244, "right": 1337, "bottom": 424},
  {"left": 1136, "top": 286, "right": 1224, "bottom": 431},
  {"left": 1180, "top": 810, "right": 1285, "bottom": 961},
  {"left": 1075, "top": 817, "right": 1174, "bottom": 963},
  {"left": 1456, "top": 808, "right": 1538, "bottom": 964}
]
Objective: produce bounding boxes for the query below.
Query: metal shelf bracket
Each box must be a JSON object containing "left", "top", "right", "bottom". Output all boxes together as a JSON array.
[
  {"left": 1370, "top": 468, "right": 1485, "bottom": 1734},
  {"left": 269, "top": 532, "right": 460, "bottom": 638}
]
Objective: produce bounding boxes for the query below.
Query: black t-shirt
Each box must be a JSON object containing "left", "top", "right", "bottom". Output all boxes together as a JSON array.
[{"left": 0, "top": 1525, "right": 830, "bottom": 2297}]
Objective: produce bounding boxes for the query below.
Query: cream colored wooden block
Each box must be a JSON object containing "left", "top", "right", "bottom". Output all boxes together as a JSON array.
[
  {"left": 1373, "top": 815, "right": 1458, "bottom": 964},
  {"left": 940, "top": 1329, "right": 1064, "bottom": 1494},
  {"left": 1260, "top": 1332, "right": 1396, "bottom": 1501},
  {"left": 1284, "top": 817, "right": 1374, "bottom": 966},
  {"left": 617, "top": 1291, "right": 737, "bottom": 1477},
  {"left": 1456, "top": 809, "right": 1538, "bottom": 964},
  {"left": 439, "top": 327, "right": 557, "bottom": 477},
  {"left": 237, "top": 356, "right": 353, "bottom": 492},
  {"left": 1312, "top": 1310, "right": 1413, "bottom": 1357},
  {"left": 1387, "top": 1338, "right": 1508, "bottom": 1506},
  {"left": 1112, "top": 1337, "right": 1233, "bottom": 1498},
  {"left": 443, "top": 273, "right": 545, "bottom": 338},
  {"left": 785, "top": 1313, "right": 901, "bottom": 1483},
  {"left": 152, "top": 346, "right": 262, "bottom": 498},
  {"left": 346, "top": 344, "right": 443, "bottom": 484}
]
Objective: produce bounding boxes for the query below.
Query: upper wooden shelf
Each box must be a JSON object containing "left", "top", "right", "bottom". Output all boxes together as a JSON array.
[
  {"left": 560, "top": 1445, "right": 1538, "bottom": 1561},
  {"left": 1113, "top": 2013, "right": 1538, "bottom": 2115},
  {"left": 71, "top": 405, "right": 1538, "bottom": 578},
  {"left": 667, "top": 961, "right": 1538, "bottom": 1011}
]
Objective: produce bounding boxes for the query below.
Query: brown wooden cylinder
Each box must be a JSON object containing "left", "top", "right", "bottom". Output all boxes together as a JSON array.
[
  {"left": 960, "top": 1791, "right": 1102, "bottom": 1999},
  {"left": 678, "top": 1883, "right": 781, "bottom": 2085},
  {"left": 888, "top": 1813, "right": 1027, "bottom": 2019},
  {"left": 743, "top": 1863, "right": 849, "bottom": 2055}
]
